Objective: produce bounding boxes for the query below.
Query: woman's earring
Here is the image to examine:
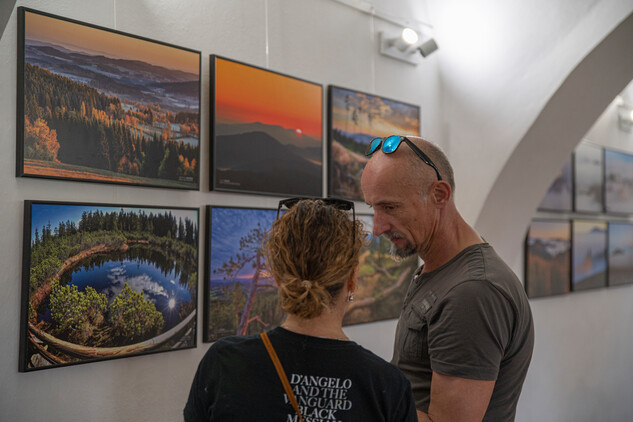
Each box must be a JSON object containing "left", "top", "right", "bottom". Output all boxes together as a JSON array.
[{"left": 348, "top": 291, "right": 354, "bottom": 302}]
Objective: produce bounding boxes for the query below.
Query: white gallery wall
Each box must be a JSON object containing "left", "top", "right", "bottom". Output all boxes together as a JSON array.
[{"left": 1, "top": 0, "right": 632, "bottom": 421}]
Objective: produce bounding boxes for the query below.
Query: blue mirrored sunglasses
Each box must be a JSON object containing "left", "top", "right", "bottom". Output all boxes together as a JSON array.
[{"left": 366, "top": 135, "right": 442, "bottom": 181}]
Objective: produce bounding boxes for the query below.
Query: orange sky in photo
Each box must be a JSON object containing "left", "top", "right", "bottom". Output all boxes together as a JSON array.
[
  {"left": 25, "top": 11, "right": 199, "bottom": 75},
  {"left": 215, "top": 58, "right": 322, "bottom": 138}
]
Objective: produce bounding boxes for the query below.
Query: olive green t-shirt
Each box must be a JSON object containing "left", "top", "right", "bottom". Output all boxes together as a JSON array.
[{"left": 392, "top": 243, "right": 534, "bottom": 421}]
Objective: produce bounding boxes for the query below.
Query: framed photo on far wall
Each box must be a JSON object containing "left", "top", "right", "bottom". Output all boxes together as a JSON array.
[
  {"left": 604, "top": 148, "right": 633, "bottom": 215},
  {"left": 608, "top": 222, "right": 633, "bottom": 287},
  {"left": 537, "top": 156, "right": 573, "bottom": 212},
  {"left": 328, "top": 86, "right": 420, "bottom": 201},
  {"left": 17, "top": 8, "right": 201, "bottom": 189},
  {"left": 572, "top": 220, "right": 607, "bottom": 291},
  {"left": 524, "top": 219, "right": 571, "bottom": 298},
  {"left": 211, "top": 56, "right": 323, "bottom": 197},
  {"left": 574, "top": 143, "right": 603, "bottom": 213},
  {"left": 20, "top": 201, "right": 199, "bottom": 371}
]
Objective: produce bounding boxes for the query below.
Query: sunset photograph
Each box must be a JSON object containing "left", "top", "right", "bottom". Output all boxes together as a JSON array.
[{"left": 212, "top": 56, "right": 323, "bottom": 196}]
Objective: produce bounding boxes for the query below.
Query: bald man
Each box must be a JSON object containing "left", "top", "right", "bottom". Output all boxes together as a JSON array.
[{"left": 360, "top": 136, "right": 534, "bottom": 422}]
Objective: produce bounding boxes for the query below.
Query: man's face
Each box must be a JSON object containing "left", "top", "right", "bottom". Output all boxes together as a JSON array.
[{"left": 360, "top": 155, "right": 435, "bottom": 260}]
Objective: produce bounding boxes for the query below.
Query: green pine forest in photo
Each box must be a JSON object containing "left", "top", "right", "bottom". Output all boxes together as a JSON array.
[{"left": 23, "top": 63, "right": 199, "bottom": 187}]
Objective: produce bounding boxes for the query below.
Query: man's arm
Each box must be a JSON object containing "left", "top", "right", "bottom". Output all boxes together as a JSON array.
[{"left": 417, "top": 372, "right": 495, "bottom": 422}]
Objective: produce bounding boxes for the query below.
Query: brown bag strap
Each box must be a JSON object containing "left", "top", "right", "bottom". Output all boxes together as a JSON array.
[{"left": 260, "top": 332, "right": 305, "bottom": 422}]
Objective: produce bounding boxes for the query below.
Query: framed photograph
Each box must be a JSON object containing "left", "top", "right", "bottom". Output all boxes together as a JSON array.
[
  {"left": 604, "top": 148, "right": 633, "bottom": 214},
  {"left": 537, "top": 156, "right": 573, "bottom": 212},
  {"left": 204, "top": 207, "right": 417, "bottom": 342},
  {"left": 328, "top": 86, "right": 421, "bottom": 200},
  {"left": 204, "top": 206, "right": 280, "bottom": 342},
  {"left": 17, "top": 8, "right": 201, "bottom": 189},
  {"left": 572, "top": 220, "right": 607, "bottom": 291},
  {"left": 343, "top": 214, "right": 419, "bottom": 325},
  {"left": 608, "top": 222, "right": 633, "bottom": 287},
  {"left": 20, "top": 201, "right": 199, "bottom": 371},
  {"left": 574, "top": 143, "right": 603, "bottom": 213},
  {"left": 211, "top": 56, "right": 323, "bottom": 196},
  {"left": 524, "top": 219, "right": 571, "bottom": 298}
]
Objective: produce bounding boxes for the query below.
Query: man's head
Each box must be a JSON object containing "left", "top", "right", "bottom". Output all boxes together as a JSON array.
[{"left": 360, "top": 136, "right": 454, "bottom": 260}]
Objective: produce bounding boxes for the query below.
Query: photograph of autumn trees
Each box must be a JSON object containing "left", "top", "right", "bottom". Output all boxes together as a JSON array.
[
  {"left": 329, "top": 86, "right": 420, "bottom": 201},
  {"left": 204, "top": 207, "right": 418, "bottom": 342},
  {"left": 212, "top": 56, "right": 323, "bottom": 196},
  {"left": 20, "top": 201, "right": 199, "bottom": 371},
  {"left": 18, "top": 8, "right": 200, "bottom": 189}
]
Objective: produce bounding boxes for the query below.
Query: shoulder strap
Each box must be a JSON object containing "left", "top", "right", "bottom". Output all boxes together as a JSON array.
[{"left": 260, "top": 332, "right": 305, "bottom": 422}]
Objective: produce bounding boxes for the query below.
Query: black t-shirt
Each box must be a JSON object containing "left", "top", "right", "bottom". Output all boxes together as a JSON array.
[{"left": 185, "top": 327, "right": 417, "bottom": 422}]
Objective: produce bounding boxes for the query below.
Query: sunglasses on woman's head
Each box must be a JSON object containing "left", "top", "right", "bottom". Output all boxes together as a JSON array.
[
  {"left": 366, "top": 135, "right": 443, "bottom": 181},
  {"left": 276, "top": 197, "right": 356, "bottom": 239}
]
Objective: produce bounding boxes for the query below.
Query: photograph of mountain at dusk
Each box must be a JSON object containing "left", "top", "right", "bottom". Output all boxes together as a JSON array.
[
  {"left": 211, "top": 56, "right": 323, "bottom": 196},
  {"left": 18, "top": 8, "right": 201, "bottom": 189}
]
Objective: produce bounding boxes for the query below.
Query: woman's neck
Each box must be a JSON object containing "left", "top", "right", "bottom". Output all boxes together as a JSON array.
[{"left": 281, "top": 312, "right": 349, "bottom": 341}]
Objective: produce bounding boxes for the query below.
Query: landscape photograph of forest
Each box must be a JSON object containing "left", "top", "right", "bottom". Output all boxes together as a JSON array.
[
  {"left": 328, "top": 86, "right": 420, "bottom": 200},
  {"left": 525, "top": 219, "right": 571, "bottom": 298},
  {"left": 204, "top": 207, "right": 419, "bottom": 342},
  {"left": 17, "top": 8, "right": 201, "bottom": 189},
  {"left": 20, "top": 201, "right": 199, "bottom": 371},
  {"left": 211, "top": 56, "right": 323, "bottom": 196}
]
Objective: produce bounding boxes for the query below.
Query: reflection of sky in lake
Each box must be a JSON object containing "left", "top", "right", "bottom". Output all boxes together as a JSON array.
[
  {"left": 29, "top": 203, "right": 197, "bottom": 244},
  {"left": 69, "top": 258, "right": 191, "bottom": 329},
  {"left": 209, "top": 207, "right": 277, "bottom": 284},
  {"left": 573, "top": 221, "right": 606, "bottom": 282}
]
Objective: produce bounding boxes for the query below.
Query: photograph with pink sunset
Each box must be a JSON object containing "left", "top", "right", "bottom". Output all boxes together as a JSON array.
[
  {"left": 18, "top": 8, "right": 200, "bottom": 189},
  {"left": 328, "top": 86, "right": 420, "bottom": 200},
  {"left": 212, "top": 56, "right": 323, "bottom": 196}
]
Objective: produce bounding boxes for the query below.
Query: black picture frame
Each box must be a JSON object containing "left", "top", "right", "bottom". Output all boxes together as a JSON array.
[
  {"left": 571, "top": 219, "right": 607, "bottom": 292},
  {"left": 210, "top": 55, "right": 324, "bottom": 197},
  {"left": 17, "top": 7, "right": 201, "bottom": 190},
  {"left": 20, "top": 200, "right": 199, "bottom": 371},
  {"left": 573, "top": 143, "right": 604, "bottom": 213},
  {"left": 524, "top": 219, "right": 571, "bottom": 298},
  {"left": 327, "top": 85, "right": 421, "bottom": 201},
  {"left": 607, "top": 221, "right": 633, "bottom": 287}
]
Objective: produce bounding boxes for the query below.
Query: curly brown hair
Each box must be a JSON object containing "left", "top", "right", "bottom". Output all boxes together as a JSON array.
[{"left": 263, "top": 199, "right": 365, "bottom": 319}]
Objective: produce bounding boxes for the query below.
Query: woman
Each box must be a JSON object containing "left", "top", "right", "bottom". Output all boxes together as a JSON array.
[{"left": 184, "top": 198, "right": 417, "bottom": 421}]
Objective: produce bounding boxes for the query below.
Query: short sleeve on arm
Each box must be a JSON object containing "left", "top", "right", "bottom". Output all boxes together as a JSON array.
[{"left": 427, "top": 281, "right": 514, "bottom": 381}]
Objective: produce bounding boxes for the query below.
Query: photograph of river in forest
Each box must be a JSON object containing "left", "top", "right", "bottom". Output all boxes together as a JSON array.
[
  {"left": 204, "top": 207, "right": 418, "bottom": 342},
  {"left": 17, "top": 8, "right": 201, "bottom": 189},
  {"left": 20, "top": 201, "right": 199, "bottom": 371}
]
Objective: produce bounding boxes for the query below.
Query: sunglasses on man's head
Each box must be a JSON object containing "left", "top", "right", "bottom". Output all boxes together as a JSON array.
[
  {"left": 366, "top": 135, "right": 442, "bottom": 181},
  {"left": 276, "top": 197, "right": 356, "bottom": 239}
]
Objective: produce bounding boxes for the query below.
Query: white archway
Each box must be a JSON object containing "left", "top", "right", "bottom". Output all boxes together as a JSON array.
[{"left": 475, "top": 12, "right": 633, "bottom": 267}]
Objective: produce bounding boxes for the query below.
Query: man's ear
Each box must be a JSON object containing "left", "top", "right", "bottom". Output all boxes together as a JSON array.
[{"left": 432, "top": 181, "right": 451, "bottom": 207}]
